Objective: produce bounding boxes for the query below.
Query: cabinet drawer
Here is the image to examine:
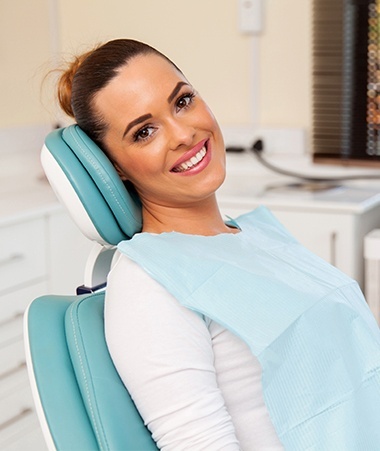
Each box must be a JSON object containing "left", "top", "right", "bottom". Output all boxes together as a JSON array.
[
  {"left": 0, "top": 338, "right": 25, "bottom": 377},
  {"left": 0, "top": 282, "right": 49, "bottom": 451},
  {"left": 0, "top": 313, "right": 23, "bottom": 348},
  {"left": 0, "top": 283, "right": 48, "bottom": 378},
  {"left": 0, "top": 360, "right": 28, "bottom": 399},
  {"left": 0, "top": 281, "right": 48, "bottom": 326},
  {"left": 0, "top": 218, "right": 47, "bottom": 295},
  {"left": 0, "top": 375, "right": 34, "bottom": 432},
  {"left": 0, "top": 356, "right": 40, "bottom": 449},
  {"left": 0, "top": 360, "right": 46, "bottom": 451},
  {"left": 0, "top": 359, "right": 34, "bottom": 428},
  {"left": 0, "top": 408, "right": 45, "bottom": 451}
]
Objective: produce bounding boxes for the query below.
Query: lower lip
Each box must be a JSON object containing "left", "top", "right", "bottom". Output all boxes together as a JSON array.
[{"left": 173, "top": 143, "right": 212, "bottom": 176}]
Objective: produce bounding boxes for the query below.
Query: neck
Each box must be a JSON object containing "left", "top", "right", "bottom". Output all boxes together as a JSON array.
[{"left": 141, "top": 195, "right": 237, "bottom": 236}]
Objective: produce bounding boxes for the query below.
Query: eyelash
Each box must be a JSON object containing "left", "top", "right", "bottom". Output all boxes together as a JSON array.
[
  {"left": 132, "top": 91, "right": 196, "bottom": 143},
  {"left": 176, "top": 91, "right": 196, "bottom": 111},
  {"left": 133, "top": 125, "right": 155, "bottom": 142}
]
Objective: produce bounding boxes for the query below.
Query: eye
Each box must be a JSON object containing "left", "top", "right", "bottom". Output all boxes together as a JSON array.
[
  {"left": 176, "top": 92, "right": 195, "bottom": 111},
  {"left": 133, "top": 125, "right": 155, "bottom": 142}
]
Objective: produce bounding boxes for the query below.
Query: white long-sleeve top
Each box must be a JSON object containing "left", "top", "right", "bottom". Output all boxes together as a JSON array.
[{"left": 105, "top": 252, "right": 283, "bottom": 450}]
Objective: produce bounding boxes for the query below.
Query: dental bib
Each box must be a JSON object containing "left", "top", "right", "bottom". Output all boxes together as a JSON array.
[{"left": 118, "top": 206, "right": 380, "bottom": 449}]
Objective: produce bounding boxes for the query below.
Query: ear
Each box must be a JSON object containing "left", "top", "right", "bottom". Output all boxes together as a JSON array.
[{"left": 113, "top": 162, "right": 129, "bottom": 181}]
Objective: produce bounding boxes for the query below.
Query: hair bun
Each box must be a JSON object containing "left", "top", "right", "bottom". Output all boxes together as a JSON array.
[
  {"left": 53, "top": 39, "right": 168, "bottom": 145},
  {"left": 57, "top": 51, "right": 93, "bottom": 118}
]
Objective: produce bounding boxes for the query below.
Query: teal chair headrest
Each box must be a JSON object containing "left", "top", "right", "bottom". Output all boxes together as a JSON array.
[{"left": 43, "top": 125, "right": 142, "bottom": 245}]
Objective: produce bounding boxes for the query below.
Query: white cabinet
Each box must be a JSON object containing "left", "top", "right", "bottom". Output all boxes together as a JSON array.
[
  {"left": 0, "top": 204, "right": 93, "bottom": 450},
  {"left": 0, "top": 130, "right": 94, "bottom": 448},
  {"left": 46, "top": 209, "right": 94, "bottom": 295},
  {"left": 0, "top": 282, "right": 48, "bottom": 450},
  {"left": 0, "top": 218, "right": 47, "bottom": 294},
  {"left": 0, "top": 218, "right": 48, "bottom": 450}
]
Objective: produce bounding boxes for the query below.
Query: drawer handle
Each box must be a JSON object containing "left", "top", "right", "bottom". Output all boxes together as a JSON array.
[
  {"left": 0, "top": 407, "right": 33, "bottom": 431},
  {"left": 0, "top": 253, "right": 24, "bottom": 267},
  {"left": 0, "top": 361, "right": 26, "bottom": 381},
  {"left": 0, "top": 311, "right": 23, "bottom": 328}
]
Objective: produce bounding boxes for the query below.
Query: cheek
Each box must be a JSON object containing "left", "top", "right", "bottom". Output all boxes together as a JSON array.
[
  {"left": 198, "top": 100, "right": 217, "bottom": 121},
  {"left": 198, "top": 104, "right": 223, "bottom": 137},
  {"left": 117, "top": 159, "right": 145, "bottom": 183},
  {"left": 117, "top": 153, "right": 163, "bottom": 189},
  {"left": 103, "top": 137, "right": 151, "bottom": 182}
]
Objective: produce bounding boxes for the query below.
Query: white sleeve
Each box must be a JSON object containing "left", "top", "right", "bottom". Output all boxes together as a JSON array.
[{"left": 104, "top": 252, "right": 240, "bottom": 450}]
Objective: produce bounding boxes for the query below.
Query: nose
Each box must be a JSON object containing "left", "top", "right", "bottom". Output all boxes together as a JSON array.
[{"left": 167, "top": 117, "right": 196, "bottom": 150}]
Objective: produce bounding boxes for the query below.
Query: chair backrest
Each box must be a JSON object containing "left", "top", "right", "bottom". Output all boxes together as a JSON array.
[
  {"left": 25, "top": 126, "right": 157, "bottom": 450},
  {"left": 25, "top": 293, "right": 157, "bottom": 450}
]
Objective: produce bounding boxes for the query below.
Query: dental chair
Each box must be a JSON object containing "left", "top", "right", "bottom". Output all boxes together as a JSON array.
[{"left": 24, "top": 125, "right": 158, "bottom": 450}]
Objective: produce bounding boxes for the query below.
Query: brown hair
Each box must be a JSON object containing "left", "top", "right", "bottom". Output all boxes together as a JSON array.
[{"left": 57, "top": 39, "right": 180, "bottom": 148}]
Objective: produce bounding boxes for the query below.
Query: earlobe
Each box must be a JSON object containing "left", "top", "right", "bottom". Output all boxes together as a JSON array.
[{"left": 113, "top": 162, "right": 128, "bottom": 181}]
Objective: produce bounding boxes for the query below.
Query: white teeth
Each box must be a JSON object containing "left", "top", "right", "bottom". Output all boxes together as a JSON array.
[{"left": 173, "top": 146, "right": 207, "bottom": 172}]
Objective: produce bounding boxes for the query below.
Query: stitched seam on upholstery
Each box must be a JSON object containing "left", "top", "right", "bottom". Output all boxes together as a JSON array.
[
  {"left": 69, "top": 298, "right": 108, "bottom": 450},
  {"left": 69, "top": 128, "right": 131, "bottom": 219}
]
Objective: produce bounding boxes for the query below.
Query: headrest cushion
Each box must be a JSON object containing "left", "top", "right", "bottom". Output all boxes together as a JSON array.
[{"left": 43, "top": 125, "right": 142, "bottom": 245}]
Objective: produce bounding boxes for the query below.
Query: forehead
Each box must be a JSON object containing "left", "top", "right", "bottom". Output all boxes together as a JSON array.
[
  {"left": 121, "top": 53, "right": 184, "bottom": 84},
  {"left": 95, "top": 54, "right": 187, "bottom": 114}
]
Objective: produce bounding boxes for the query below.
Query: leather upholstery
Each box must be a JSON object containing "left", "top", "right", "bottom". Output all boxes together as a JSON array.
[
  {"left": 27, "top": 293, "right": 157, "bottom": 450},
  {"left": 44, "top": 126, "right": 142, "bottom": 244}
]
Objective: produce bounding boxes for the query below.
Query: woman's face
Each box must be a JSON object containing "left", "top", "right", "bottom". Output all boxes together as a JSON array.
[{"left": 94, "top": 53, "right": 226, "bottom": 210}]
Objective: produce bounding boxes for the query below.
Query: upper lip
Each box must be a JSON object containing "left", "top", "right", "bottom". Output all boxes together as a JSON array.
[{"left": 170, "top": 139, "right": 209, "bottom": 171}]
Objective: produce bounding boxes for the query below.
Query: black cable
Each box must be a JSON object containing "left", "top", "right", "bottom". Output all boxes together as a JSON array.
[{"left": 250, "top": 139, "right": 380, "bottom": 183}]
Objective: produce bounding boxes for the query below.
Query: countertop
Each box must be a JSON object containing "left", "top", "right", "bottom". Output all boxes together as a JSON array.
[{"left": 218, "top": 152, "right": 380, "bottom": 214}]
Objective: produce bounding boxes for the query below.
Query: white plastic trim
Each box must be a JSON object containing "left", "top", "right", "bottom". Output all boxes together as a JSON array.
[
  {"left": 41, "top": 145, "right": 109, "bottom": 246},
  {"left": 23, "top": 303, "right": 57, "bottom": 451},
  {"left": 83, "top": 242, "right": 116, "bottom": 288}
]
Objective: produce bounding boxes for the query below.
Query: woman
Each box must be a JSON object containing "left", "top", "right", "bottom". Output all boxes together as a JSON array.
[{"left": 57, "top": 39, "right": 380, "bottom": 450}]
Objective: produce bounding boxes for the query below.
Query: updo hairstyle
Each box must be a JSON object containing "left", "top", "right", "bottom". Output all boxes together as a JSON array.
[{"left": 57, "top": 39, "right": 180, "bottom": 149}]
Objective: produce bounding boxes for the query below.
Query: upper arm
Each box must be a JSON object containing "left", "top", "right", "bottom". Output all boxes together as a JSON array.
[{"left": 104, "top": 254, "right": 240, "bottom": 450}]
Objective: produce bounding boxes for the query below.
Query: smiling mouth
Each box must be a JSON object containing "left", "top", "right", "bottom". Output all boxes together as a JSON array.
[{"left": 171, "top": 145, "right": 207, "bottom": 173}]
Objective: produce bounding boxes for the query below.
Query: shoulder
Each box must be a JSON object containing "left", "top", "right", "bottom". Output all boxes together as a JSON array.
[
  {"left": 108, "top": 250, "right": 156, "bottom": 286},
  {"left": 106, "top": 250, "right": 171, "bottom": 305},
  {"left": 105, "top": 251, "right": 206, "bottom": 328}
]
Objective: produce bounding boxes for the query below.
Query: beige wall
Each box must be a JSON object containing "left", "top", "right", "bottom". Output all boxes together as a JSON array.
[
  {"left": 259, "top": 0, "right": 312, "bottom": 129},
  {"left": 1, "top": 0, "right": 312, "bottom": 134},
  {"left": 57, "top": 0, "right": 253, "bottom": 126},
  {"left": 0, "top": 0, "right": 52, "bottom": 127}
]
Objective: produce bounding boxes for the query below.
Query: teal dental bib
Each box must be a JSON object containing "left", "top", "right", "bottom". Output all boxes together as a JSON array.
[{"left": 117, "top": 206, "right": 380, "bottom": 449}]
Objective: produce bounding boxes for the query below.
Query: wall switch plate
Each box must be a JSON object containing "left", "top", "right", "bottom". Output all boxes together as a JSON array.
[{"left": 239, "top": 0, "right": 263, "bottom": 34}]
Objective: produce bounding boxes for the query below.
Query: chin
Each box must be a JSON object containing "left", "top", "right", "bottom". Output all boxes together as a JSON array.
[{"left": 207, "top": 168, "right": 226, "bottom": 194}]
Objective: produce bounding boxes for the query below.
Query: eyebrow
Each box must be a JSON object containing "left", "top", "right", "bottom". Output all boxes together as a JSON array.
[
  {"left": 123, "top": 113, "right": 153, "bottom": 138},
  {"left": 167, "top": 81, "right": 189, "bottom": 104},
  {"left": 122, "top": 82, "right": 189, "bottom": 139}
]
